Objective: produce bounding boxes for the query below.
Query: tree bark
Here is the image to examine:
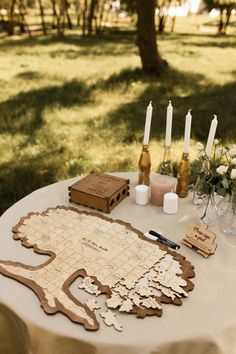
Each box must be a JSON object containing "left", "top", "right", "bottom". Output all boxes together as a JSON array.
[
  {"left": 64, "top": 0, "right": 73, "bottom": 29},
  {"left": 218, "top": 8, "right": 224, "bottom": 34},
  {"left": 51, "top": 0, "right": 61, "bottom": 35},
  {"left": 8, "top": 0, "right": 16, "bottom": 36},
  {"left": 38, "top": 0, "right": 47, "bottom": 35},
  {"left": 82, "top": 0, "right": 88, "bottom": 36},
  {"left": 87, "top": 0, "right": 97, "bottom": 36},
  {"left": 223, "top": 7, "right": 232, "bottom": 35},
  {"left": 136, "top": 0, "right": 167, "bottom": 74}
]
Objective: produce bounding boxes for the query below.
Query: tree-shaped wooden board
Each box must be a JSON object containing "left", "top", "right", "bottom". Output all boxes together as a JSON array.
[{"left": 0, "top": 206, "right": 195, "bottom": 331}]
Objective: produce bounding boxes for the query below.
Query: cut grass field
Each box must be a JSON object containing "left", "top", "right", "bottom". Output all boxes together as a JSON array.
[{"left": 0, "top": 14, "right": 236, "bottom": 214}]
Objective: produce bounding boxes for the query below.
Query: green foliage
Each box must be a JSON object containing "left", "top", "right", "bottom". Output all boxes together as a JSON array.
[{"left": 194, "top": 144, "right": 236, "bottom": 197}]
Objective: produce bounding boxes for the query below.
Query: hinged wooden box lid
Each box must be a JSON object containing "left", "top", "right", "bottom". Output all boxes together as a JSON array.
[{"left": 68, "top": 173, "right": 130, "bottom": 213}]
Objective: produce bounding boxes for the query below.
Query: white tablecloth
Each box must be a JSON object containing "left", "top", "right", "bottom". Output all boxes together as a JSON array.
[{"left": 0, "top": 172, "right": 236, "bottom": 354}]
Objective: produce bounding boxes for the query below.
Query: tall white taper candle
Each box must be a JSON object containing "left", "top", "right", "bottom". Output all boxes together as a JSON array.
[
  {"left": 183, "top": 110, "right": 192, "bottom": 153},
  {"left": 165, "top": 100, "right": 173, "bottom": 147},
  {"left": 205, "top": 115, "right": 218, "bottom": 157},
  {"left": 143, "top": 101, "right": 153, "bottom": 145}
]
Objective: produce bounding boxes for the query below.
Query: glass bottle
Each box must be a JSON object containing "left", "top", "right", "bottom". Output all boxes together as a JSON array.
[
  {"left": 158, "top": 146, "right": 174, "bottom": 177},
  {"left": 176, "top": 152, "right": 190, "bottom": 198},
  {"left": 138, "top": 145, "right": 151, "bottom": 186},
  {"left": 218, "top": 191, "right": 236, "bottom": 235}
]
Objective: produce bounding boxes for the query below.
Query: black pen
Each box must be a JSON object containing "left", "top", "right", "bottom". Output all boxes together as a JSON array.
[{"left": 149, "top": 230, "right": 180, "bottom": 250}]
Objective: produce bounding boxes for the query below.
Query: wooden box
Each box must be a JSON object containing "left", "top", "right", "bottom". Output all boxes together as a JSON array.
[{"left": 68, "top": 173, "right": 130, "bottom": 213}]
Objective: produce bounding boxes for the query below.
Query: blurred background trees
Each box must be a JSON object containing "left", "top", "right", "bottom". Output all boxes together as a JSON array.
[
  {"left": 1, "top": 0, "right": 235, "bottom": 38},
  {"left": 0, "top": 0, "right": 235, "bottom": 64}
]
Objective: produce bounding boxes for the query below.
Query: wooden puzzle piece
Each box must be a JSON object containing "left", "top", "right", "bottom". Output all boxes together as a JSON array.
[
  {"left": 149, "top": 281, "right": 180, "bottom": 300},
  {"left": 112, "top": 284, "right": 129, "bottom": 297},
  {"left": 127, "top": 290, "right": 142, "bottom": 307},
  {"left": 141, "top": 297, "right": 162, "bottom": 310},
  {"left": 78, "top": 277, "right": 101, "bottom": 296},
  {"left": 135, "top": 286, "right": 153, "bottom": 297},
  {"left": 100, "top": 310, "right": 123, "bottom": 331},
  {"left": 119, "top": 298, "right": 133, "bottom": 312},
  {"left": 85, "top": 298, "right": 101, "bottom": 311},
  {"left": 150, "top": 273, "right": 188, "bottom": 296},
  {"left": 106, "top": 292, "right": 123, "bottom": 309}
]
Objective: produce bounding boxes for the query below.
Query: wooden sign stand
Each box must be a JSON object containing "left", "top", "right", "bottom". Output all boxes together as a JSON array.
[{"left": 182, "top": 223, "right": 217, "bottom": 258}]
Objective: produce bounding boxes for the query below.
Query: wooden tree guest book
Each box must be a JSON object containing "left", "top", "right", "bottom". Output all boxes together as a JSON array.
[
  {"left": 68, "top": 173, "right": 130, "bottom": 213},
  {"left": 0, "top": 206, "right": 195, "bottom": 332}
]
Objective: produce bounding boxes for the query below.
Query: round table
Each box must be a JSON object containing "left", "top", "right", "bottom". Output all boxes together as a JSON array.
[{"left": 0, "top": 172, "right": 236, "bottom": 354}]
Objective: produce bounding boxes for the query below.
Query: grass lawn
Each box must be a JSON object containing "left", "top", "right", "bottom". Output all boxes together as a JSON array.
[{"left": 0, "top": 14, "right": 236, "bottom": 214}]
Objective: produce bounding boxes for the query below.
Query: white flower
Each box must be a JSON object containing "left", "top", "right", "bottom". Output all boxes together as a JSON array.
[
  {"left": 230, "top": 169, "right": 236, "bottom": 180},
  {"left": 195, "top": 142, "right": 204, "bottom": 152},
  {"left": 216, "top": 165, "right": 228, "bottom": 175},
  {"left": 198, "top": 150, "right": 205, "bottom": 158},
  {"left": 231, "top": 158, "right": 236, "bottom": 165},
  {"left": 214, "top": 139, "right": 219, "bottom": 145},
  {"left": 215, "top": 147, "right": 227, "bottom": 159},
  {"left": 228, "top": 148, "right": 236, "bottom": 157}
]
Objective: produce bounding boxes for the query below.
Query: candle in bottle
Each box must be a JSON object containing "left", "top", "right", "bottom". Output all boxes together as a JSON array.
[
  {"left": 143, "top": 101, "right": 153, "bottom": 145},
  {"left": 205, "top": 115, "right": 218, "bottom": 157},
  {"left": 183, "top": 110, "right": 192, "bottom": 153},
  {"left": 165, "top": 100, "right": 173, "bottom": 148}
]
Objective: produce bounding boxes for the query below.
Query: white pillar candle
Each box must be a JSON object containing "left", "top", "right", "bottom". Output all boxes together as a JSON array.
[
  {"left": 183, "top": 110, "right": 192, "bottom": 153},
  {"left": 135, "top": 185, "right": 149, "bottom": 205},
  {"left": 163, "top": 192, "right": 178, "bottom": 214},
  {"left": 143, "top": 101, "right": 153, "bottom": 145},
  {"left": 205, "top": 115, "right": 218, "bottom": 157},
  {"left": 165, "top": 100, "right": 173, "bottom": 147}
]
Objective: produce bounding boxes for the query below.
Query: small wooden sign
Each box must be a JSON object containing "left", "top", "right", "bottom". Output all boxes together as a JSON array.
[
  {"left": 182, "top": 223, "right": 217, "bottom": 258},
  {"left": 68, "top": 173, "right": 130, "bottom": 213}
]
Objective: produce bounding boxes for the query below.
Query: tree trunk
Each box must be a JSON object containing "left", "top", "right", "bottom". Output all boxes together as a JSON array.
[
  {"left": 63, "top": 0, "right": 72, "bottom": 30},
  {"left": 82, "top": 0, "right": 88, "bottom": 36},
  {"left": 96, "top": 0, "right": 106, "bottom": 33},
  {"left": 38, "top": 0, "right": 47, "bottom": 35},
  {"left": 19, "top": 0, "right": 31, "bottom": 36},
  {"left": 51, "top": 0, "right": 61, "bottom": 35},
  {"left": 158, "top": 14, "right": 166, "bottom": 33},
  {"left": 171, "top": 15, "right": 176, "bottom": 32},
  {"left": 218, "top": 8, "right": 224, "bottom": 34},
  {"left": 59, "top": 0, "right": 65, "bottom": 35},
  {"left": 223, "top": 8, "right": 232, "bottom": 35},
  {"left": 87, "top": 0, "right": 97, "bottom": 36},
  {"left": 8, "top": 0, "right": 16, "bottom": 36},
  {"left": 136, "top": 0, "right": 167, "bottom": 75}
]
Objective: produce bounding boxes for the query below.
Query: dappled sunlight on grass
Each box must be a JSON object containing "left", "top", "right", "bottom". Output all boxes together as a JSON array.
[{"left": 0, "top": 18, "right": 236, "bottom": 214}]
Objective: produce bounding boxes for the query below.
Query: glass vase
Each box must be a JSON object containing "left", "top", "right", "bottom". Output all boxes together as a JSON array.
[
  {"left": 192, "top": 175, "right": 205, "bottom": 205},
  {"left": 218, "top": 192, "right": 236, "bottom": 235},
  {"left": 196, "top": 191, "right": 218, "bottom": 226}
]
